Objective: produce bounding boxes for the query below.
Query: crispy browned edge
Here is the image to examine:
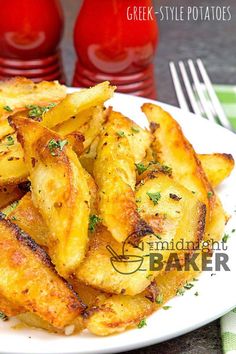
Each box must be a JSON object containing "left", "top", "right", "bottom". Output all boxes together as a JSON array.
[{"left": 0, "top": 212, "right": 86, "bottom": 314}]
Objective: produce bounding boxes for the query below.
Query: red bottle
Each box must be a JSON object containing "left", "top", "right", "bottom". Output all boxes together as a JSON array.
[
  {"left": 73, "top": 0, "right": 158, "bottom": 99},
  {"left": 0, "top": 0, "right": 65, "bottom": 82}
]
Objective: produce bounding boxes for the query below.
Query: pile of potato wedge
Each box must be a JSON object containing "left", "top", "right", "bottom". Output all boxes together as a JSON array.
[{"left": 0, "top": 77, "right": 234, "bottom": 336}]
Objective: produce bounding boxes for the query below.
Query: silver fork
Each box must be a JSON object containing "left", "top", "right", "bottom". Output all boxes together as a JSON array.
[{"left": 169, "top": 59, "right": 232, "bottom": 130}]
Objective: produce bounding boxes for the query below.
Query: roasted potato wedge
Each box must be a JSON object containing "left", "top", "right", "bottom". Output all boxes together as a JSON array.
[
  {"left": 0, "top": 294, "right": 24, "bottom": 317},
  {"left": 0, "top": 184, "right": 24, "bottom": 209},
  {"left": 142, "top": 103, "right": 214, "bottom": 222},
  {"left": 0, "top": 77, "right": 66, "bottom": 121},
  {"left": 198, "top": 153, "right": 235, "bottom": 187},
  {"left": 11, "top": 116, "right": 90, "bottom": 277},
  {"left": 109, "top": 111, "right": 153, "bottom": 163},
  {"left": 0, "top": 134, "right": 28, "bottom": 185},
  {"left": 0, "top": 216, "right": 85, "bottom": 329},
  {"left": 93, "top": 113, "right": 151, "bottom": 243},
  {"left": 87, "top": 293, "right": 155, "bottom": 336},
  {"left": 0, "top": 120, "right": 14, "bottom": 140},
  {"left": 76, "top": 226, "right": 157, "bottom": 296},
  {"left": 80, "top": 136, "right": 99, "bottom": 175},
  {"left": 87, "top": 265, "right": 200, "bottom": 336},
  {"left": 204, "top": 195, "right": 227, "bottom": 243},
  {"left": 42, "top": 81, "right": 115, "bottom": 128},
  {"left": 7, "top": 192, "right": 49, "bottom": 248},
  {"left": 18, "top": 312, "right": 85, "bottom": 335}
]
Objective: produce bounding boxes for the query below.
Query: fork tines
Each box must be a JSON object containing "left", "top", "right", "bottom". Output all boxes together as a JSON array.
[{"left": 169, "top": 59, "right": 232, "bottom": 130}]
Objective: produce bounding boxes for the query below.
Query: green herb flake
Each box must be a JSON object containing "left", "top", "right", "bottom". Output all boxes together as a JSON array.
[
  {"left": 48, "top": 139, "right": 68, "bottom": 156},
  {"left": 156, "top": 293, "right": 163, "bottom": 304},
  {"left": 89, "top": 214, "right": 102, "bottom": 232},
  {"left": 154, "top": 234, "right": 162, "bottom": 240},
  {"left": 232, "top": 229, "right": 235, "bottom": 233},
  {"left": 117, "top": 131, "right": 125, "bottom": 138},
  {"left": 207, "top": 191, "right": 213, "bottom": 199},
  {"left": 131, "top": 126, "right": 140, "bottom": 133},
  {"left": 135, "top": 163, "right": 148, "bottom": 175},
  {"left": 137, "top": 318, "right": 147, "bottom": 329},
  {"left": 162, "top": 306, "right": 171, "bottom": 310},
  {"left": 146, "top": 191, "right": 161, "bottom": 205},
  {"left": 184, "top": 282, "right": 194, "bottom": 290},
  {"left": 222, "top": 234, "right": 229, "bottom": 243},
  {"left": 161, "top": 164, "right": 172, "bottom": 174},
  {"left": 3, "top": 105, "right": 13, "bottom": 112},
  {"left": 0, "top": 312, "right": 8, "bottom": 321},
  {"left": 6, "top": 135, "right": 14, "bottom": 146},
  {"left": 194, "top": 291, "right": 199, "bottom": 296},
  {"left": 176, "top": 288, "right": 185, "bottom": 296},
  {"left": 26, "top": 103, "right": 56, "bottom": 119}
]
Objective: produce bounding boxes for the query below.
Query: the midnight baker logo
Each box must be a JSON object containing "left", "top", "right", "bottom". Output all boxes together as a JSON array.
[{"left": 107, "top": 236, "right": 230, "bottom": 274}]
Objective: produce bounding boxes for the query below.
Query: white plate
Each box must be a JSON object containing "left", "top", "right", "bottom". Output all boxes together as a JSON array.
[{"left": 1, "top": 91, "right": 236, "bottom": 354}]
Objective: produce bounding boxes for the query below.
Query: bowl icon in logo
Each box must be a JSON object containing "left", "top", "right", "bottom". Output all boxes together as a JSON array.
[{"left": 106, "top": 245, "right": 143, "bottom": 275}]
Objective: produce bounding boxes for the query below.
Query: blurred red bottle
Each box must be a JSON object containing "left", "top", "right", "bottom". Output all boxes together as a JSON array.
[
  {"left": 73, "top": 0, "right": 158, "bottom": 99},
  {"left": 0, "top": 0, "right": 65, "bottom": 82}
]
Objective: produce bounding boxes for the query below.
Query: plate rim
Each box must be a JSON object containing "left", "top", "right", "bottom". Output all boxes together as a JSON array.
[{"left": 0, "top": 88, "right": 235, "bottom": 354}]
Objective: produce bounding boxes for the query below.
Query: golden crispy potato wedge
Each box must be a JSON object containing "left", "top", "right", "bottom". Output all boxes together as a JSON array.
[
  {"left": 18, "top": 312, "right": 85, "bottom": 335},
  {"left": 42, "top": 82, "right": 115, "bottom": 128},
  {"left": 80, "top": 136, "right": 99, "bottom": 175},
  {"left": 11, "top": 117, "right": 90, "bottom": 277},
  {"left": 0, "top": 294, "right": 24, "bottom": 317},
  {"left": 0, "top": 134, "right": 28, "bottom": 185},
  {"left": 87, "top": 266, "right": 200, "bottom": 336},
  {"left": 7, "top": 192, "right": 49, "bottom": 248},
  {"left": 198, "top": 153, "right": 235, "bottom": 188},
  {"left": 142, "top": 103, "right": 214, "bottom": 222},
  {"left": 0, "top": 120, "right": 14, "bottom": 140},
  {"left": 0, "top": 77, "right": 66, "bottom": 121},
  {"left": 76, "top": 226, "right": 157, "bottom": 296},
  {"left": 204, "top": 195, "right": 226, "bottom": 243},
  {"left": 109, "top": 111, "right": 153, "bottom": 163},
  {"left": 93, "top": 113, "right": 151, "bottom": 243},
  {"left": 0, "top": 184, "right": 24, "bottom": 209},
  {"left": 136, "top": 171, "right": 206, "bottom": 264},
  {"left": 87, "top": 293, "right": 155, "bottom": 336},
  {"left": 0, "top": 216, "right": 85, "bottom": 329}
]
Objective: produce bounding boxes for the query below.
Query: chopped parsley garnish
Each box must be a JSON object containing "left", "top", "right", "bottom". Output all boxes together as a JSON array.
[
  {"left": 160, "top": 164, "right": 172, "bottom": 174},
  {"left": 89, "top": 214, "right": 102, "bottom": 232},
  {"left": 207, "top": 191, "right": 213, "bottom": 199},
  {"left": 184, "top": 282, "right": 194, "bottom": 290},
  {"left": 176, "top": 288, "right": 185, "bottom": 296},
  {"left": 135, "top": 163, "right": 148, "bottom": 175},
  {"left": 117, "top": 131, "right": 125, "bottom": 137},
  {"left": 47, "top": 139, "right": 68, "bottom": 156},
  {"left": 232, "top": 229, "right": 235, "bottom": 233},
  {"left": 193, "top": 278, "right": 199, "bottom": 282},
  {"left": 131, "top": 126, "right": 140, "bottom": 133},
  {"left": 3, "top": 105, "right": 13, "bottom": 112},
  {"left": 26, "top": 103, "right": 56, "bottom": 119},
  {"left": 146, "top": 191, "right": 161, "bottom": 205},
  {"left": 162, "top": 306, "right": 171, "bottom": 310},
  {"left": 6, "top": 135, "right": 14, "bottom": 146},
  {"left": 137, "top": 318, "right": 147, "bottom": 328},
  {"left": 222, "top": 234, "right": 229, "bottom": 243},
  {"left": 194, "top": 292, "right": 199, "bottom": 296},
  {"left": 0, "top": 312, "right": 8, "bottom": 321},
  {"left": 156, "top": 293, "right": 163, "bottom": 304}
]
